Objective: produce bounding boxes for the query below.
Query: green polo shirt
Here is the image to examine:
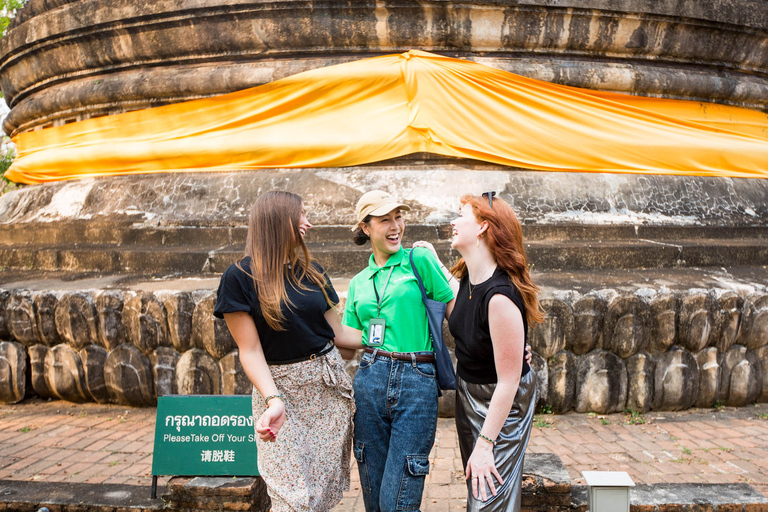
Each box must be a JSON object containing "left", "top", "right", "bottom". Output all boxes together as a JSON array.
[{"left": 343, "top": 247, "right": 454, "bottom": 353}]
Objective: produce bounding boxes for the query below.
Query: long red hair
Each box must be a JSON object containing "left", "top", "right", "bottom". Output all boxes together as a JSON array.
[{"left": 451, "top": 194, "right": 543, "bottom": 325}]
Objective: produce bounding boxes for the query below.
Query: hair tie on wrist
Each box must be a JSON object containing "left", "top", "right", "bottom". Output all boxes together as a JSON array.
[{"left": 478, "top": 433, "right": 495, "bottom": 446}]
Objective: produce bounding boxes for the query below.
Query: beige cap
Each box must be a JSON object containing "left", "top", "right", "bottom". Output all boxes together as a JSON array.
[{"left": 352, "top": 190, "right": 411, "bottom": 230}]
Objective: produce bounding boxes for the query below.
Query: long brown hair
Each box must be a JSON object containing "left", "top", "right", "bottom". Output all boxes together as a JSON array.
[
  {"left": 451, "top": 194, "right": 544, "bottom": 325},
  {"left": 237, "top": 191, "right": 336, "bottom": 331}
]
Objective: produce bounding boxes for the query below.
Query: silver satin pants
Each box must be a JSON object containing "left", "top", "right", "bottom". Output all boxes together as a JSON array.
[{"left": 455, "top": 370, "right": 537, "bottom": 512}]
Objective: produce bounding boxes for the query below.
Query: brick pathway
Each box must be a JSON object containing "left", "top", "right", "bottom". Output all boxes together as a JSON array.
[{"left": 3, "top": 399, "right": 768, "bottom": 511}]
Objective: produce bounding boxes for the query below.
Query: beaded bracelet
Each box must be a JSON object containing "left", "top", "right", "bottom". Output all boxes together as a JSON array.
[
  {"left": 264, "top": 394, "right": 284, "bottom": 406},
  {"left": 478, "top": 433, "right": 495, "bottom": 446}
]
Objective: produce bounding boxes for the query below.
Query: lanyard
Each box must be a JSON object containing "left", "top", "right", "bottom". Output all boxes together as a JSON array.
[{"left": 371, "top": 266, "right": 395, "bottom": 318}]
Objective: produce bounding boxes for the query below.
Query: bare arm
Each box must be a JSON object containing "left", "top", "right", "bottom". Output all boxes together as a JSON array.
[
  {"left": 223, "top": 312, "right": 284, "bottom": 442},
  {"left": 464, "top": 294, "right": 525, "bottom": 501},
  {"left": 324, "top": 308, "right": 363, "bottom": 360}
]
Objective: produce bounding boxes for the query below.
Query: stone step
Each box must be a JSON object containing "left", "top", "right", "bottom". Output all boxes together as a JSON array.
[
  {"left": 570, "top": 482, "right": 768, "bottom": 512},
  {"left": 2, "top": 237, "right": 768, "bottom": 274},
  {"left": 0, "top": 220, "right": 766, "bottom": 248}
]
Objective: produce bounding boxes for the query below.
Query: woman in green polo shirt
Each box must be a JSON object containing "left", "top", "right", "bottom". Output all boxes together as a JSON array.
[{"left": 342, "top": 190, "right": 455, "bottom": 512}]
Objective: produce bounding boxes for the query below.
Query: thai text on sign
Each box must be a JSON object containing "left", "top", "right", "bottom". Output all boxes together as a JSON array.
[{"left": 152, "top": 395, "right": 259, "bottom": 476}]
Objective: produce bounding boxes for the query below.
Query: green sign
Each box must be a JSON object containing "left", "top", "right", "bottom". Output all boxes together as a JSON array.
[{"left": 152, "top": 395, "right": 259, "bottom": 476}]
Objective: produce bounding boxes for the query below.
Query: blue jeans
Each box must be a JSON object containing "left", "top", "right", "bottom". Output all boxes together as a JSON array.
[{"left": 353, "top": 350, "right": 439, "bottom": 512}]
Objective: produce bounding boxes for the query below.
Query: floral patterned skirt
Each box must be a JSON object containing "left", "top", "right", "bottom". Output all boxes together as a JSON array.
[{"left": 252, "top": 347, "right": 355, "bottom": 512}]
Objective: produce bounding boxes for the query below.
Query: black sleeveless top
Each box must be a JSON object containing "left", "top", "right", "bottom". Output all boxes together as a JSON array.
[
  {"left": 214, "top": 258, "right": 338, "bottom": 363},
  {"left": 448, "top": 267, "right": 530, "bottom": 384}
]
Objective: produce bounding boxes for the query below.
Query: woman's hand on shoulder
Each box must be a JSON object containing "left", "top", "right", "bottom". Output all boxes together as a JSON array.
[
  {"left": 412, "top": 241, "right": 438, "bottom": 261},
  {"left": 465, "top": 440, "right": 503, "bottom": 501},
  {"left": 255, "top": 399, "right": 285, "bottom": 442}
]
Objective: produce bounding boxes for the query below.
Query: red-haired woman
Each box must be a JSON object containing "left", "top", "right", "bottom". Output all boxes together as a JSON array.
[
  {"left": 447, "top": 192, "right": 543, "bottom": 511},
  {"left": 214, "top": 191, "right": 360, "bottom": 512}
]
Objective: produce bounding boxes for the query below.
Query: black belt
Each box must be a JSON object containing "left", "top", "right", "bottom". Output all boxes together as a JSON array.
[
  {"left": 364, "top": 347, "right": 435, "bottom": 363},
  {"left": 269, "top": 340, "right": 335, "bottom": 365}
]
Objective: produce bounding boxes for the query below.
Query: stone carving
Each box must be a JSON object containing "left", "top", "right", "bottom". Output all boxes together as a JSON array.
[
  {"left": 123, "top": 291, "right": 169, "bottom": 355},
  {"left": 0, "top": 341, "right": 26, "bottom": 403},
  {"left": 569, "top": 294, "right": 606, "bottom": 355},
  {"left": 220, "top": 350, "right": 252, "bottom": 396},
  {"left": 176, "top": 348, "right": 222, "bottom": 395},
  {"left": 529, "top": 351, "right": 548, "bottom": 409},
  {"left": 79, "top": 345, "right": 110, "bottom": 403},
  {"left": 652, "top": 346, "right": 699, "bottom": 411},
  {"left": 104, "top": 344, "right": 155, "bottom": 406},
  {"left": 192, "top": 291, "right": 235, "bottom": 360},
  {"left": 3, "top": 278, "right": 768, "bottom": 414},
  {"left": 719, "top": 345, "right": 762, "bottom": 407},
  {"left": 738, "top": 294, "right": 768, "bottom": 351},
  {"left": 95, "top": 290, "right": 125, "bottom": 350},
  {"left": 575, "top": 350, "right": 627, "bottom": 414},
  {"left": 603, "top": 295, "right": 651, "bottom": 358},
  {"left": 55, "top": 292, "right": 98, "bottom": 349},
  {"left": 648, "top": 294, "right": 679, "bottom": 354},
  {"left": 679, "top": 290, "right": 716, "bottom": 353},
  {"left": 150, "top": 347, "right": 180, "bottom": 398},
  {"left": 547, "top": 351, "right": 577, "bottom": 414},
  {"left": 695, "top": 347, "right": 721, "bottom": 409},
  {"left": 34, "top": 292, "right": 60, "bottom": 346},
  {"left": 162, "top": 291, "right": 195, "bottom": 353},
  {"left": 0, "top": 289, "right": 10, "bottom": 340},
  {"left": 755, "top": 345, "right": 768, "bottom": 402},
  {"left": 714, "top": 292, "right": 744, "bottom": 353},
  {"left": 343, "top": 349, "right": 363, "bottom": 384},
  {"left": 626, "top": 352, "right": 655, "bottom": 413},
  {"left": 28, "top": 344, "right": 52, "bottom": 398},
  {"left": 8, "top": 290, "right": 38, "bottom": 346},
  {"left": 44, "top": 344, "right": 88, "bottom": 403},
  {"left": 529, "top": 298, "right": 572, "bottom": 359}
]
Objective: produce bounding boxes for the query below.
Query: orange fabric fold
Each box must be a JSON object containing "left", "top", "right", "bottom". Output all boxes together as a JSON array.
[{"left": 7, "top": 50, "right": 768, "bottom": 184}]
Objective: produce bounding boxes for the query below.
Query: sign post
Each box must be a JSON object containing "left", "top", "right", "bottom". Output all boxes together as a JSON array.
[{"left": 151, "top": 395, "right": 259, "bottom": 498}]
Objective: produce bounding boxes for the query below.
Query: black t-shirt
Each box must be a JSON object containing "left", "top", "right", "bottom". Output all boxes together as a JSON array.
[
  {"left": 213, "top": 257, "right": 339, "bottom": 363},
  {"left": 448, "top": 267, "right": 530, "bottom": 384}
]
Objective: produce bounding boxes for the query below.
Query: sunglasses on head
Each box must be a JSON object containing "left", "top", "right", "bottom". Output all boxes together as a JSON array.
[{"left": 482, "top": 191, "right": 496, "bottom": 208}]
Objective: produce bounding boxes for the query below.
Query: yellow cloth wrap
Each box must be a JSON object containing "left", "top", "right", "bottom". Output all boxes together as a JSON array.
[{"left": 6, "top": 50, "right": 768, "bottom": 184}]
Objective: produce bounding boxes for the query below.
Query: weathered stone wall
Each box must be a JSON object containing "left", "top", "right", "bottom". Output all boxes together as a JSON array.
[
  {"left": 2, "top": 169, "right": 767, "bottom": 227},
  {"left": 3, "top": 0, "right": 768, "bottom": 135},
  {"left": 1, "top": 284, "right": 766, "bottom": 414}
]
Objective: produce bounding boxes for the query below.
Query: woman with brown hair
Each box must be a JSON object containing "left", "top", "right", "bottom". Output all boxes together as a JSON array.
[
  {"left": 213, "top": 191, "right": 359, "bottom": 512},
  {"left": 447, "top": 192, "right": 543, "bottom": 512}
]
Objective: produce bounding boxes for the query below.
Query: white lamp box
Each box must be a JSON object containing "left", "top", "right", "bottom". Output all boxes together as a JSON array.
[{"left": 582, "top": 471, "right": 635, "bottom": 512}]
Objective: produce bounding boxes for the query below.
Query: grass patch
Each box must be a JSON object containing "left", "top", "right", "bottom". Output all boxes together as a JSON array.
[
  {"left": 534, "top": 415, "right": 555, "bottom": 428},
  {"left": 623, "top": 409, "right": 646, "bottom": 425}
]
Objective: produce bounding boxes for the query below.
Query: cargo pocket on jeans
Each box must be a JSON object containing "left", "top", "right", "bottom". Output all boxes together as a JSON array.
[
  {"left": 396, "top": 455, "right": 430, "bottom": 510},
  {"left": 353, "top": 441, "right": 371, "bottom": 495}
]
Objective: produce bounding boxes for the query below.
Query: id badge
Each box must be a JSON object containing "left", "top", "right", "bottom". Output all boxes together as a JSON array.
[{"left": 368, "top": 318, "right": 386, "bottom": 347}]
